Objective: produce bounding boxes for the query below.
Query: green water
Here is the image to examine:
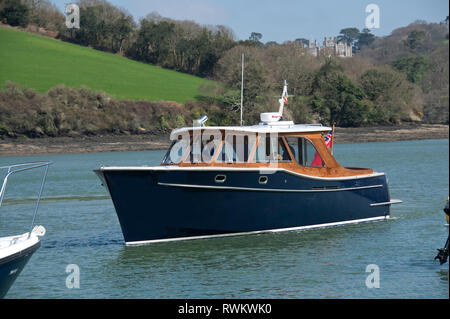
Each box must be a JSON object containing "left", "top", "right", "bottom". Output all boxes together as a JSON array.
[{"left": 0, "top": 139, "right": 448, "bottom": 298}]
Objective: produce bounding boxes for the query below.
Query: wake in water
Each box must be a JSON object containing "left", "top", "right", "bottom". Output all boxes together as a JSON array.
[{"left": 43, "top": 233, "right": 123, "bottom": 249}]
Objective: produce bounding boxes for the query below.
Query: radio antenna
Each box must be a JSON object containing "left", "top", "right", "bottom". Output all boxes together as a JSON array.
[{"left": 240, "top": 53, "right": 244, "bottom": 126}]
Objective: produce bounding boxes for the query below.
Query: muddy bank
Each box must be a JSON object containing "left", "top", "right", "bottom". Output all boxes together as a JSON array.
[
  {"left": 332, "top": 124, "right": 449, "bottom": 144},
  {"left": 0, "top": 133, "right": 171, "bottom": 157},
  {"left": 0, "top": 124, "right": 448, "bottom": 157}
]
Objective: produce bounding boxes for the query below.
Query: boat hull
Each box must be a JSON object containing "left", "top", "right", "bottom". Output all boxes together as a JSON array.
[
  {"left": 97, "top": 168, "right": 392, "bottom": 245},
  {"left": 0, "top": 240, "right": 40, "bottom": 298}
]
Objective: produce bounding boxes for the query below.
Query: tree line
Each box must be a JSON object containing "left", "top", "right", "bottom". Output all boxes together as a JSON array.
[
  {"left": 1, "top": 0, "right": 448, "bottom": 127},
  {"left": 59, "top": 1, "right": 237, "bottom": 77},
  {"left": 357, "top": 19, "right": 449, "bottom": 124},
  {"left": 209, "top": 44, "right": 424, "bottom": 127}
]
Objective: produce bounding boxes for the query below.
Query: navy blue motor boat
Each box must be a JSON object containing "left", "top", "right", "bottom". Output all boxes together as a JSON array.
[
  {"left": 0, "top": 162, "right": 50, "bottom": 298},
  {"left": 95, "top": 82, "right": 401, "bottom": 245}
]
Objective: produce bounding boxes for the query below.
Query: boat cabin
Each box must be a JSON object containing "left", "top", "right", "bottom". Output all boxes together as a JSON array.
[{"left": 161, "top": 123, "right": 373, "bottom": 178}]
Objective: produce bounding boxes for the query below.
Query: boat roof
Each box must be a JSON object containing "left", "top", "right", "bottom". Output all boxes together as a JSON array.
[{"left": 171, "top": 122, "right": 332, "bottom": 137}]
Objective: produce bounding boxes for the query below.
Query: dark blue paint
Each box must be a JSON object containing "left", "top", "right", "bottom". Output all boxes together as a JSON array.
[
  {"left": 100, "top": 169, "right": 390, "bottom": 243},
  {"left": 0, "top": 242, "right": 40, "bottom": 298}
]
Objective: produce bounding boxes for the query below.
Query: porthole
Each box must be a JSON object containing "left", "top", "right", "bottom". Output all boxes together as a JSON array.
[
  {"left": 259, "top": 176, "right": 268, "bottom": 184},
  {"left": 215, "top": 174, "right": 226, "bottom": 183}
]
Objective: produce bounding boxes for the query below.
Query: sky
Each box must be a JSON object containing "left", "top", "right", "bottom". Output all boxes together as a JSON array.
[{"left": 52, "top": 0, "right": 449, "bottom": 43}]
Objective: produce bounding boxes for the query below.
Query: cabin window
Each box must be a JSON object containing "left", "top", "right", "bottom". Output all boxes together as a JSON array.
[
  {"left": 284, "top": 137, "right": 325, "bottom": 168},
  {"left": 255, "top": 136, "right": 292, "bottom": 163},
  {"left": 185, "top": 132, "right": 222, "bottom": 163},
  {"left": 162, "top": 138, "right": 189, "bottom": 164},
  {"left": 201, "top": 134, "right": 220, "bottom": 162},
  {"left": 216, "top": 134, "right": 256, "bottom": 163},
  {"left": 189, "top": 135, "right": 202, "bottom": 163},
  {"left": 162, "top": 140, "right": 176, "bottom": 164}
]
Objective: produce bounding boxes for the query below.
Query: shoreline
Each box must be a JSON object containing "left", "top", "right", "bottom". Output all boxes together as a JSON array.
[{"left": 0, "top": 124, "right": 448, "bottom": 157}]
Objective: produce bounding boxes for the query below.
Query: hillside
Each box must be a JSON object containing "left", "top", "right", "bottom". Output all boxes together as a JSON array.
[
  {"left": 357, "top": 21, "right": 449, "bottom": 123},
  {"left": 357, "top": 22, "right": 448, "bottom": 65},
  {"left": 0, "top": 26, "right": 208, "bottom": 103}
]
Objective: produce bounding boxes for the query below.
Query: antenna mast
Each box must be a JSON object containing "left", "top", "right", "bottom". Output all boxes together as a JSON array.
[{"left": 240, "top": 53, "right": 244, "bottom": 126}]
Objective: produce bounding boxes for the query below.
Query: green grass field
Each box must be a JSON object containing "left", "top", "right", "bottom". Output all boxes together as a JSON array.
[{"left": 0, "top": 26, "right": 208, "bottom": 103}]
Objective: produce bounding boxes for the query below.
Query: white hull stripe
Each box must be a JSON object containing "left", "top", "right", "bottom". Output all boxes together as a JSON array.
[
  {"left": 157, "top": 182, "right": 383, "bottom": 192},
  {"left": 370, "top": 199, "right": 403, "bottom": 206},
  {"left": 125, "top": 215, "right": 389, "bottom": 246}
]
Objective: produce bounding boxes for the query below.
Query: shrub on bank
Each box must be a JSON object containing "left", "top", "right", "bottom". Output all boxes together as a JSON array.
[
  {"left": 0, "top": 82, "right": 193, "bottom": 138},
  {"left": 0, "top": 0, "right": 29, "bottom": 27}
]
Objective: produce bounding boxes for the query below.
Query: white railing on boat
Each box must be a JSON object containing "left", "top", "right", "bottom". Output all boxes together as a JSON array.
[{"left": 0, "top": 162, "right": 52, "bottom": 239}]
